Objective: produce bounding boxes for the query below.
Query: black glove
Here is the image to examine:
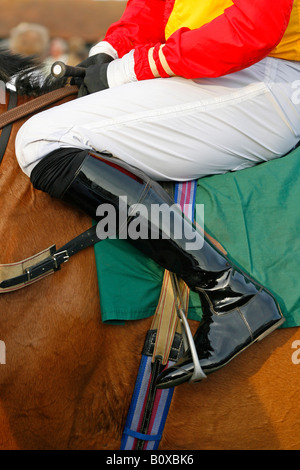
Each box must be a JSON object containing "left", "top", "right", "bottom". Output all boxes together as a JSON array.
[{"left": 72, "top": 53, "right": 114, "bottom": 97}]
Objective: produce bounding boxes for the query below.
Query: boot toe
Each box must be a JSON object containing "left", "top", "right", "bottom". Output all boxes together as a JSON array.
[{"left": 156, "top": 363, "right": 194, "bottom": 389}]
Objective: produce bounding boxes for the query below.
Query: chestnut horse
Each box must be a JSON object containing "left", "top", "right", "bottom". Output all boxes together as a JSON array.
[{"left": 0, "top": 51, "right": 299, "bottom": 450}]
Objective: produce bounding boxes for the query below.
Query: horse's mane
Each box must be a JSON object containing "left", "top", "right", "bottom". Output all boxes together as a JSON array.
[{"left": 0, "top": 49, "right": 68, "bottom": 97}]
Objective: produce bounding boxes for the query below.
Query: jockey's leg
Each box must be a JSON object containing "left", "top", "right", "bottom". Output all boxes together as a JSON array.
[
  {"left": 16, "top": 57, "right": 300, "bottom": 181},
  {"left": 15, "top": 56, "right": 300, "bottom": 387},
  {"left": 28, "top": 148, "right": 285, "bottom": 388}
]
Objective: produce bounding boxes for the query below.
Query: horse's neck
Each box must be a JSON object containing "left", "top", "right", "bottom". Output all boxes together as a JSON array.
[
  {"left": 0, "top": 90, "right": 47, "bottom": 192},
  {"left": 0, "top": 91, "right": 91, "bottom": 264},
  {"left": 0, "top": 92, "right": 32, "bottom": 187},
  {"left": 0, "top": 91, "right": 34, "bottom": 146}
]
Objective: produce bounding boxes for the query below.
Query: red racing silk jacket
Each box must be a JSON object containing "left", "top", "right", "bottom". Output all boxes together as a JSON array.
[{"left": 94, "top": 0, "right": 297, "bottom": 82}]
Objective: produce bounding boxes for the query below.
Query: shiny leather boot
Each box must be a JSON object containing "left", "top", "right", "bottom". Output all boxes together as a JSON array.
[
  {"left": 156, "top": 280, "right": 284, "bottom": 388},
  {"left": 56, "top": 151, "right": 285, "bottom": 386}
]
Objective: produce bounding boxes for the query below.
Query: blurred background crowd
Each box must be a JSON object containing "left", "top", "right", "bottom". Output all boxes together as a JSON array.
[
  {"left": 0, "top": 0, "right": 126, "bottom": 66},
  {"left": 2, "top": 22, "right": 90, "bottom": 66}
]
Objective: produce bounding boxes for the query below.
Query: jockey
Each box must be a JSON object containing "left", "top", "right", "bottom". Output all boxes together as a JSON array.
[{"left": 15, "top": 0, "right": 300, "bottom": 388}]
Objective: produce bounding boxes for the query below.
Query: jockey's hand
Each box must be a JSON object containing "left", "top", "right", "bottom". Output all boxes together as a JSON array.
[
  {"left": 79, "top": 54, "right": 114, "bottom": 97},
  {"left": 71, "top": 53, "right": 114, "bottom": 96}
]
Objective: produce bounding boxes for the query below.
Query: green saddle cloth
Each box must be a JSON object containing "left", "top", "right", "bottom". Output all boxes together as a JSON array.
[{"left": 94, "top": 145, "right": 300, "bottom": 328}]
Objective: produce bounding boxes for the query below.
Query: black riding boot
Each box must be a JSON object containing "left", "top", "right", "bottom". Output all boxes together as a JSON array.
[{"left": 31, "top": 149, "right": 285, "bottom": 388}]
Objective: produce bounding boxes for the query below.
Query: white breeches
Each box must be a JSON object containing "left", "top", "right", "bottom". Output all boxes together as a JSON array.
[{"left": 16, "top": 57, "right": 300, "bottom": 181}]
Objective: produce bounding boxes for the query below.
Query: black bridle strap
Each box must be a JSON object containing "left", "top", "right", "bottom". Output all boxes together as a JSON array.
[
  {"left": 0, "top": 225, "right": 100, "bottom": 293},
  {"left": 0, "top": 90, "right": 18, "bottom": 165}
]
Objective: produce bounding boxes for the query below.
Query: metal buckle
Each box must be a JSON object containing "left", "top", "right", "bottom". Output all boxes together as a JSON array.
[{"left": 52, "top": 250, "right": 70, "bottom": 269}]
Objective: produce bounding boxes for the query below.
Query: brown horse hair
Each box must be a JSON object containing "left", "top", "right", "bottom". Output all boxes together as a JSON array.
[{"left": 0, "top": 50, "right": 300, "bottom": 451}]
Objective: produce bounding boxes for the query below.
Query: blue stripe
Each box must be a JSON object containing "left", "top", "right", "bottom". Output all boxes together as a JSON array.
[
  {"left": 174, "top": 183, "right": 179, "bottom": 205},
  {"left": 123, "top": 427, "right": 162, "bottom": 442},
  {"left": 190, "top": 180, "right": 197, "bottom": 217},
  {"left": 120, "top": 355, "right": 151, "bottom": 450}
]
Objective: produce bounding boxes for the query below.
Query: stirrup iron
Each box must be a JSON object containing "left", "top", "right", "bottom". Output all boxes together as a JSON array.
[{"left": 170, "top": 273, "right": 207, "bottom": 383}]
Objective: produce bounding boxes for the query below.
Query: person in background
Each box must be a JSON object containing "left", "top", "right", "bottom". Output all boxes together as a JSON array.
[
  {"left": 67, "top": 37, "right": 88, "bottom": 66},
  {"left": 15, "top": 0, "right": 300, "bottom": 388},
  {"left": 46, "top": 36, "right": 88, "bottom": 70},
  {"left": 49, "top": 37, "right": 69, "bottom": 64},
  {"left": 9, "top": 22, "right": 50, "bottom": 61}
]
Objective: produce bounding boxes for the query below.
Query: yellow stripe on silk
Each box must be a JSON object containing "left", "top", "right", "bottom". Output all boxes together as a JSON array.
[
  {"left": 268, "top": 0, "right": 300, "bottom": 61},
  {"left": 165, "top": 0, "right": 234, "bottom": 39}
]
